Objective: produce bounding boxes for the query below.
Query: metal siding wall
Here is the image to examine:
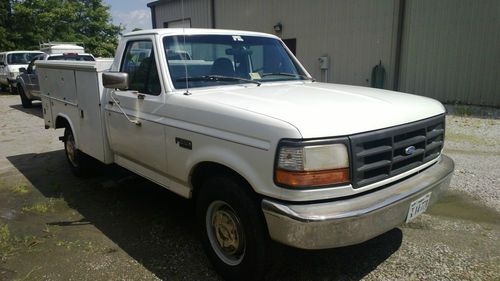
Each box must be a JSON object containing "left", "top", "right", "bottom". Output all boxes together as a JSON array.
[
  {"left": 214, "top": 0, "right": 398, "bottom": 89},
  {"left": 399, "top": 0, "right": 500, "bottom": 106},
  {"left": 154, "top": 0, "right": 210, "bottom": 28}
]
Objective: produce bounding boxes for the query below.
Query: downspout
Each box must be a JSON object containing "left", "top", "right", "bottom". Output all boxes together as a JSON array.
[
  {"left": 393, "top": 0, "right": 406, "bottom": 91},
  {"left": 150, "top": 5, "right": 157, "bottom": 28},
  {"left": 209, "top": 0, "right": 215, "bottom": 28}
]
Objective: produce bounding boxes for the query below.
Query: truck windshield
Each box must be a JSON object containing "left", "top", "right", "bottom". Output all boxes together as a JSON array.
[
  {"left": 7, "top": 52, "right": 42, "bottom": 65},
  {"left": 163, "top": 35, "right": 308, "bottom": 89}
]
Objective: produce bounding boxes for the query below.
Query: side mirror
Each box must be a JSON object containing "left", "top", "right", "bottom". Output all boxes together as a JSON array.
[
  {"left": 19, "top": 67, "right": 27, "bottom": 73},
  {"left": 102, "top": 72, "right": 128, "bottom": 89}
]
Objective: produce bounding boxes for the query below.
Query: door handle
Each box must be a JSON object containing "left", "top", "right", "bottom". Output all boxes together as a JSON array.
[{"left": 108, "top": 99, "right": 120, "bottom": 105}]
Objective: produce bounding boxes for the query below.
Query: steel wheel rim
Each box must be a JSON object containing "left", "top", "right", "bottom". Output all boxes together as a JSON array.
[
  {"left": 206, "top": 200, "right": 246, "bottom": 266},
  {"left": 66, "top": 133, "right": 77, "bottom": 167}
]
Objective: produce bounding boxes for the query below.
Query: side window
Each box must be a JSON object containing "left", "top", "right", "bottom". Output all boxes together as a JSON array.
[
  {"left": 27, "top": 58, "right": 39, "bottom": 74},
  {"left": 121, "top": 40, "right": 161, "bottom": 95}
]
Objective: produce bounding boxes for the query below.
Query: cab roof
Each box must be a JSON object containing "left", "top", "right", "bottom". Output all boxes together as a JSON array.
[{"left": 123, "top": 28, "right": 279, "bottom": 39}]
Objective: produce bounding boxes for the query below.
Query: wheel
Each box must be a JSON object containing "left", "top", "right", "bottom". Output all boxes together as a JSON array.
[
  {"left": 63, "top": 127, "right": 91, "bottom": 176},
  {"left": 18, "top": 86, "right": 32, "bottom": 108},
  {"left": 197, "top": 176, "right": 272, "bottom": 281}
]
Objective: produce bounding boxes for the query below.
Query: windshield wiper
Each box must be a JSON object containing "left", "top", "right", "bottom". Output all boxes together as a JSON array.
[
  {"left": 261, "top": 72, "right": 314, "bottom": 81},
  {"left": 176, "top": 75, "right": 261, "bottom": 86}
]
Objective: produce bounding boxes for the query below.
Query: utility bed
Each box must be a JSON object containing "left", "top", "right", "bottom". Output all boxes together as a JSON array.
[{"left": 38, "top": 60, "right": 114, "bottom": 163}]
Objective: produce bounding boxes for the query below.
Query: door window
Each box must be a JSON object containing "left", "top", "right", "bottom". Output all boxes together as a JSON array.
[
  {"left": 27, "top": 56, "right": 42, "bottom": 74},
  {"left": 120, "top": 40, "right": 161, "bottom": 95}
]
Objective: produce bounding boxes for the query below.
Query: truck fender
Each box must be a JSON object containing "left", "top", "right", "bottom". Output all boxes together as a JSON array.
[
  {"left": 187, "top": 144, "right": 266, "bottom": 196},
  {"left": 55, "top": 113, "right": 79, "bottom": 148},
  {"left": 16, "top": 81, "right": 30, "bottom": 98}
]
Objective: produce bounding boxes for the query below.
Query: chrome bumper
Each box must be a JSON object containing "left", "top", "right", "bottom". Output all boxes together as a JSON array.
[{"left": 262, "top": 155, "right": 454, "bottom": 250}]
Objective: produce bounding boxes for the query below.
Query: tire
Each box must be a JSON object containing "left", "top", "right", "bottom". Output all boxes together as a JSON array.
[
  {"left": 18, "top": 86, "right": 32, "bottom": 108},
  {"left": 63, "top": 127, "right": 91, "bottom": 176},
  {"left": 196, "top": 176, "right": 272, "bottom": 281}
]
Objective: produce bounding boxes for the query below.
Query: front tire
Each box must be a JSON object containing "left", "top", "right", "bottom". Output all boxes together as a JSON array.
[
  {"left": 63, "top": 127, "right": 91, "bottom": 176},
  {"left": 18, "top": 86, "right": 32, "bottom": 108},
  {"left": 197, "top": 177, "right": 271, "bottom": 281}
]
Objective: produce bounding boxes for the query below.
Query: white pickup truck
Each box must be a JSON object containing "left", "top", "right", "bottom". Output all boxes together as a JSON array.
[{"left": 38, "top": 28, "right": 454, "bottom": 280}]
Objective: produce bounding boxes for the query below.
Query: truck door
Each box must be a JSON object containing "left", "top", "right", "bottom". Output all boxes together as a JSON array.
[
  {"left": 105, "top": 38, "right": 168, "bottom": 173},
  {"left": 25, "top": 58, "right": 40, "bottom": 96}
]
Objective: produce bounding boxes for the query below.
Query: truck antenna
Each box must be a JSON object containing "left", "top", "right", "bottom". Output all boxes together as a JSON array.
[{"left": 181, "top": 0, "right": 190, "bottom": 96}]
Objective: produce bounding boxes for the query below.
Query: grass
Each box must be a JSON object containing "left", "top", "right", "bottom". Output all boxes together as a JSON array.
[
  {"left": 454, "top": 105, "right": 473, "bottom": 117},
  {"left": 15, "top": 266, "right": 42, "bottom": 281},
  {"left": 56, "top": 239, "right": 82, "bottom": 250},
  {"left": 20, "top": 198, "right": 65, "bottom": 214},
  {"left": 445, "top": 132, "right": 481, "bottom": 143},
  {"left": 21, "top": 202, "right": 52, "bottom": 214},
  {"left": 445, "top": 132, "right": 498, "bottom": 146},
  {"left": 0, "top": 224, "right": 14, "bottom": 261},
  {"left": 10, "top": 182, "right": 30, "bottom": 195}
]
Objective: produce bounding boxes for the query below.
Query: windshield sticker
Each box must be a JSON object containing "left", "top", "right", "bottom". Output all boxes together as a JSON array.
[
  {"left": 249, "top": 72, "right": 261, "bottom": 80},
  {"left": 232, "top": 36, "right": 244, "bottom": 42}
]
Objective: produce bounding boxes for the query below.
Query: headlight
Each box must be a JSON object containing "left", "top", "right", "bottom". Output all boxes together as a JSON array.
[{"left": 275, "top": 140, "right": 350, "bottom": 188}]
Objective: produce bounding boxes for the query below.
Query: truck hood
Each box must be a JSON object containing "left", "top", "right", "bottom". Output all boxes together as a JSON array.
[{"left": 192, "top": 82, "right": 445, "bottom": 138}]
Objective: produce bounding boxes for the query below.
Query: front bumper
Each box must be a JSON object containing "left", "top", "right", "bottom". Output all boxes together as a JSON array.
[
  {"left": 262, "top": 155, "right": 454, "bottom": 249},
  {"left": 7, "top": 77, "right": 18, "bottom": 85}
]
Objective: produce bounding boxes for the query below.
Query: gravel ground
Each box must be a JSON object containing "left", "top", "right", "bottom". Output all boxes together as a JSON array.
[
  {"left": 444, "top": 115, "right": 500, "bottom": 212},
  {"left": 0, "top": 94, "right": 498, "bottom": 280}
]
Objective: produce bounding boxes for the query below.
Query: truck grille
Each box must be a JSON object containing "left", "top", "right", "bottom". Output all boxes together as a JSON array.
[{"left": 349, "top": 114, "right": 445, "bottom": 188}]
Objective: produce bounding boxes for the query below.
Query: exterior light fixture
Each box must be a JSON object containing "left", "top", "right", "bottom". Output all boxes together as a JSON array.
[{"left": 273, "top": 23, "right": 282, "bottom": 32}]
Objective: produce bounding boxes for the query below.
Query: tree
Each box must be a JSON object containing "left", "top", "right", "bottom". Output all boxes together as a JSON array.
[
  {"left": 2, "top": 0, "right": 122, "bottom": 57},
  {"left": 0, "top": 0, "right": 15, "bottom": 50}
]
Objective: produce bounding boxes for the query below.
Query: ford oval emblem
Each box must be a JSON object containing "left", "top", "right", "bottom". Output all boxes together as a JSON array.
[{"left": 405, "top": 146, "right": 416, "bottom": 155}]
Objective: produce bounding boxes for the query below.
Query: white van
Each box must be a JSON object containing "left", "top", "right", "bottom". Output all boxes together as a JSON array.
[{"left": 0, "top": 51, "right": 43, "bottom": 93}]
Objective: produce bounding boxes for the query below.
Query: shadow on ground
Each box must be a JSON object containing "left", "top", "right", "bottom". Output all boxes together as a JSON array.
[
  {"left": 9, "top": 103, "right": 43, "bottom": 118},
  {"left": 7, "top": 150, "right": 402, "bottom": 280}
]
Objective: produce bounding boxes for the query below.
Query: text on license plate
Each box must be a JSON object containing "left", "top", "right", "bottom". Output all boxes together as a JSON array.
[{"left": 406, "top": 192, "right": 432, "bottom": 223}]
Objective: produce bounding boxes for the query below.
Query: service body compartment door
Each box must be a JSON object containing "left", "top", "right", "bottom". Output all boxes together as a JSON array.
[
  {"left": 75, "top": 69, "right": 106, "bottom": 162},
  {"left": 38, "top": 64, "right": 79, "bottom": 132}
]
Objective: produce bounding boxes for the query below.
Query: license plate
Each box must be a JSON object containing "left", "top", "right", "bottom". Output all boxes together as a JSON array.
[{"left": 405, "top": 192, "right": 432, "bottom": 223}]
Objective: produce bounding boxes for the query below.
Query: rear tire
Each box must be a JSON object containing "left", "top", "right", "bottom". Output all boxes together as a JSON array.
[
  {"left": 18, "top": 86, "right": 32, "bottom": 108},
  {"left": 63, "top": 127, "right": 91, "bottom": 177},
  {"left": 196, "top": 176, "right": 271, "bottom": 281}
]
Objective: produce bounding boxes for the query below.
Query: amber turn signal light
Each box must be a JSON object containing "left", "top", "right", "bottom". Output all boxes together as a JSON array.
[{"left": 275, "top": 168, "right": 349, "bottom": 187}]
